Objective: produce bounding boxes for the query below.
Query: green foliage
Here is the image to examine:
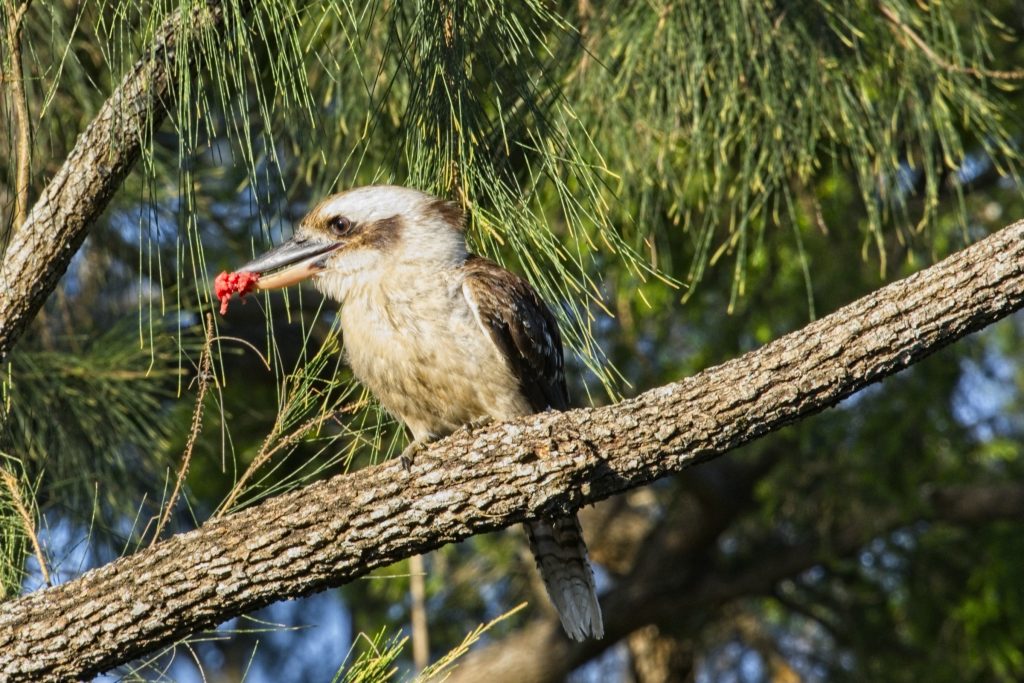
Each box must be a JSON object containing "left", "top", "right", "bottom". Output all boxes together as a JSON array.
[
  {"left": 574, "top": 1, "right": 1023, "bottom": 300},
  {"left": 0, "top": 454, "right": 33, "bottom": 600},
  {"left": 334, "top": 630, "right": 406, "bottom": 683},
  {"left": 950, "top": 526, "right": 1024, "bottom": 681},
  {"left": 0, "top": 320, "right": 182, "bottom": 515},
  {"left": 332, "top": 603, "right": 524, "bottom": 683}
]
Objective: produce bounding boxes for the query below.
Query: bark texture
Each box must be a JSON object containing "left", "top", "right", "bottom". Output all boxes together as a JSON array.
[
  {"left": 0, "top": 1, "right": 232, "bottom": 363},
  {"left": 0, "top": 221, "right": 1022, "bottom": 680}
]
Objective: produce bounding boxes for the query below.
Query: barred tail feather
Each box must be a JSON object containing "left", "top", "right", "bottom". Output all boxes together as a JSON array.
[{"left": 525, "top": 515, "right": 604, "bottom": 641}]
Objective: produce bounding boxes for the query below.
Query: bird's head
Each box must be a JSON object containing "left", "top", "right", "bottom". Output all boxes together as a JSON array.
[{"left": 239, "top": 185, "right": 466, "bottom": 302}]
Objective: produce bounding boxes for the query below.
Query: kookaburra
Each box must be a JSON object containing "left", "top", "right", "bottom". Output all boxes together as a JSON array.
[{"left": 237, "top": 185, "right": 604, "bottom": 641}]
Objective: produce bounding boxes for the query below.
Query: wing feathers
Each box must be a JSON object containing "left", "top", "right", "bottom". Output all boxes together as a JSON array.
[{"left": 460, "top": 255, "right": 568, "bottom": 412}]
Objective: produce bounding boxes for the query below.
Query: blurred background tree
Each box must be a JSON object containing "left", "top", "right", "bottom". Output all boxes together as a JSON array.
[{"left": 2, "top": 0, "right": 1024, "bottom": 681}]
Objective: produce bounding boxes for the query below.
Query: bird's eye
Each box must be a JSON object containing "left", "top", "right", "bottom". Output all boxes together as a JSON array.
[{"left": 329, "top": 216, "right": 353, "bottom": 237}]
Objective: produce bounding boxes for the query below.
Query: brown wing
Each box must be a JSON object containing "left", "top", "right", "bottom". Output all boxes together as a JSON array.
[{"left": 460, "top": 254, "right": 569, "bottom": 412}]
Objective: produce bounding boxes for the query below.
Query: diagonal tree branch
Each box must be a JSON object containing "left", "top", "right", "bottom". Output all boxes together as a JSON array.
[
  {"left": 0, "top": 220, "right": 1022, "bottom": 680},
  {"left": 0, "top": 1, "right": 239, "bottom": 364}
]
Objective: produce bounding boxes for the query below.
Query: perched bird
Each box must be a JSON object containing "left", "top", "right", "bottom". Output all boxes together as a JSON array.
[{"left": 236, "top": 185, "right": 604, "bottom": 641}]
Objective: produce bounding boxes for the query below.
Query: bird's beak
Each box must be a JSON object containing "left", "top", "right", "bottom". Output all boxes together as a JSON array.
[{"left": 239, "top": 236, "right": 342, "bottom": 290}]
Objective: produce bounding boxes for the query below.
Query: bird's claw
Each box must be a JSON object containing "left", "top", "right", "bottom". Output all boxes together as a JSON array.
[
  {"left": 461, "top": 416, "right": 494, "bottom": 433},
  {"left": 398, "top": 436, "right": 431, "bottom": 471},
  {"left": 399, "top": 444, "right": 419, "bottom": 471}
]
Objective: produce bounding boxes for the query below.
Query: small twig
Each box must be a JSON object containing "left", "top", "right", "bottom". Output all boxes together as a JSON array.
[
  {"left": 879, "top": 3, "right": 1024, "bottom": 81},
  {"left": 5, "top": 0, "right": 33, "bottom": 229},
  {"left": 0, "top": 468, "right": 50, "bottom": 587},
  {"left": 216, "top": 390, "right": 369, "bottom": 518},
  {"left": 150, "top": 314, "right": 215, "bottom": 545},
  {"left": 209, "top": 335, "right": 272, "bottom": 371},
  {"left": 409, "top": 553, "right": 430, "bottom": 672},
  {"left": 573, "top": 0, "right": 593, "bottom": 77},
  {"left": 215, "top": 405, "right": 338, "bottom": 517}
]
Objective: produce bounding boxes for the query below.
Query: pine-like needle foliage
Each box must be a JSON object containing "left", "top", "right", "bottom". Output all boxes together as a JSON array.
[
  {"left": 6, "top": 0, "right": 1021, "bottom": 396},
  {"left": 569, "top": 1, "right": 1023, "bottom": 310},
  {"left": 0, "top": 455, "right": 34, "bottom": 599},
  {"left": 0, "top": 322, "right": 181, "bottom": 515}
]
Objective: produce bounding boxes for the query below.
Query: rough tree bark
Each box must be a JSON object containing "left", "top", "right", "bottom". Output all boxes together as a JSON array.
[
  {"left": 0, "top": 220, "right": 1021, "bottom": 681},
  {"left": 0, "top": 1, "right": 239, "bottom": 363}
]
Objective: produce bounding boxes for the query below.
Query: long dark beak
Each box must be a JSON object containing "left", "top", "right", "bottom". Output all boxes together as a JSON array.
[{"left": 239, "top": 236, "right": 342, "bottom": 290}]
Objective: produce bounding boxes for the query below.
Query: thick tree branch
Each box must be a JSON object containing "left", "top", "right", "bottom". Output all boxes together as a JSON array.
[
  {"left": 0, "top": 1, "right": 236, "bottom": 363},
  {"left": 926, "top": 482, "right": 1024, "bottom": 523},
  {"left": 0, "top": 221, "right": 1022, "bottom": 680}
]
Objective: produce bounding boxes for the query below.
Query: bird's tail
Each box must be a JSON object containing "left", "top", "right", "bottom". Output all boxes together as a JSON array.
[{"left": 525, "top": 515, "right": 604, "bottom": 641}]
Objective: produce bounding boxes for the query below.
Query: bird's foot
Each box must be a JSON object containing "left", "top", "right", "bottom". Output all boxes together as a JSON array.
[
  {"left": 398, "top": 434, "right": 436, "bottom": 471},
  {"left": 461, "top": 416, "right": 494, "bottom": 433}
]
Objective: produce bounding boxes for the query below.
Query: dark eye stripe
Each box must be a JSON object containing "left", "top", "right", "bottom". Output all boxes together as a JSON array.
[{"left": 361, "top": 216, "right": 403, "bottom": 251}]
